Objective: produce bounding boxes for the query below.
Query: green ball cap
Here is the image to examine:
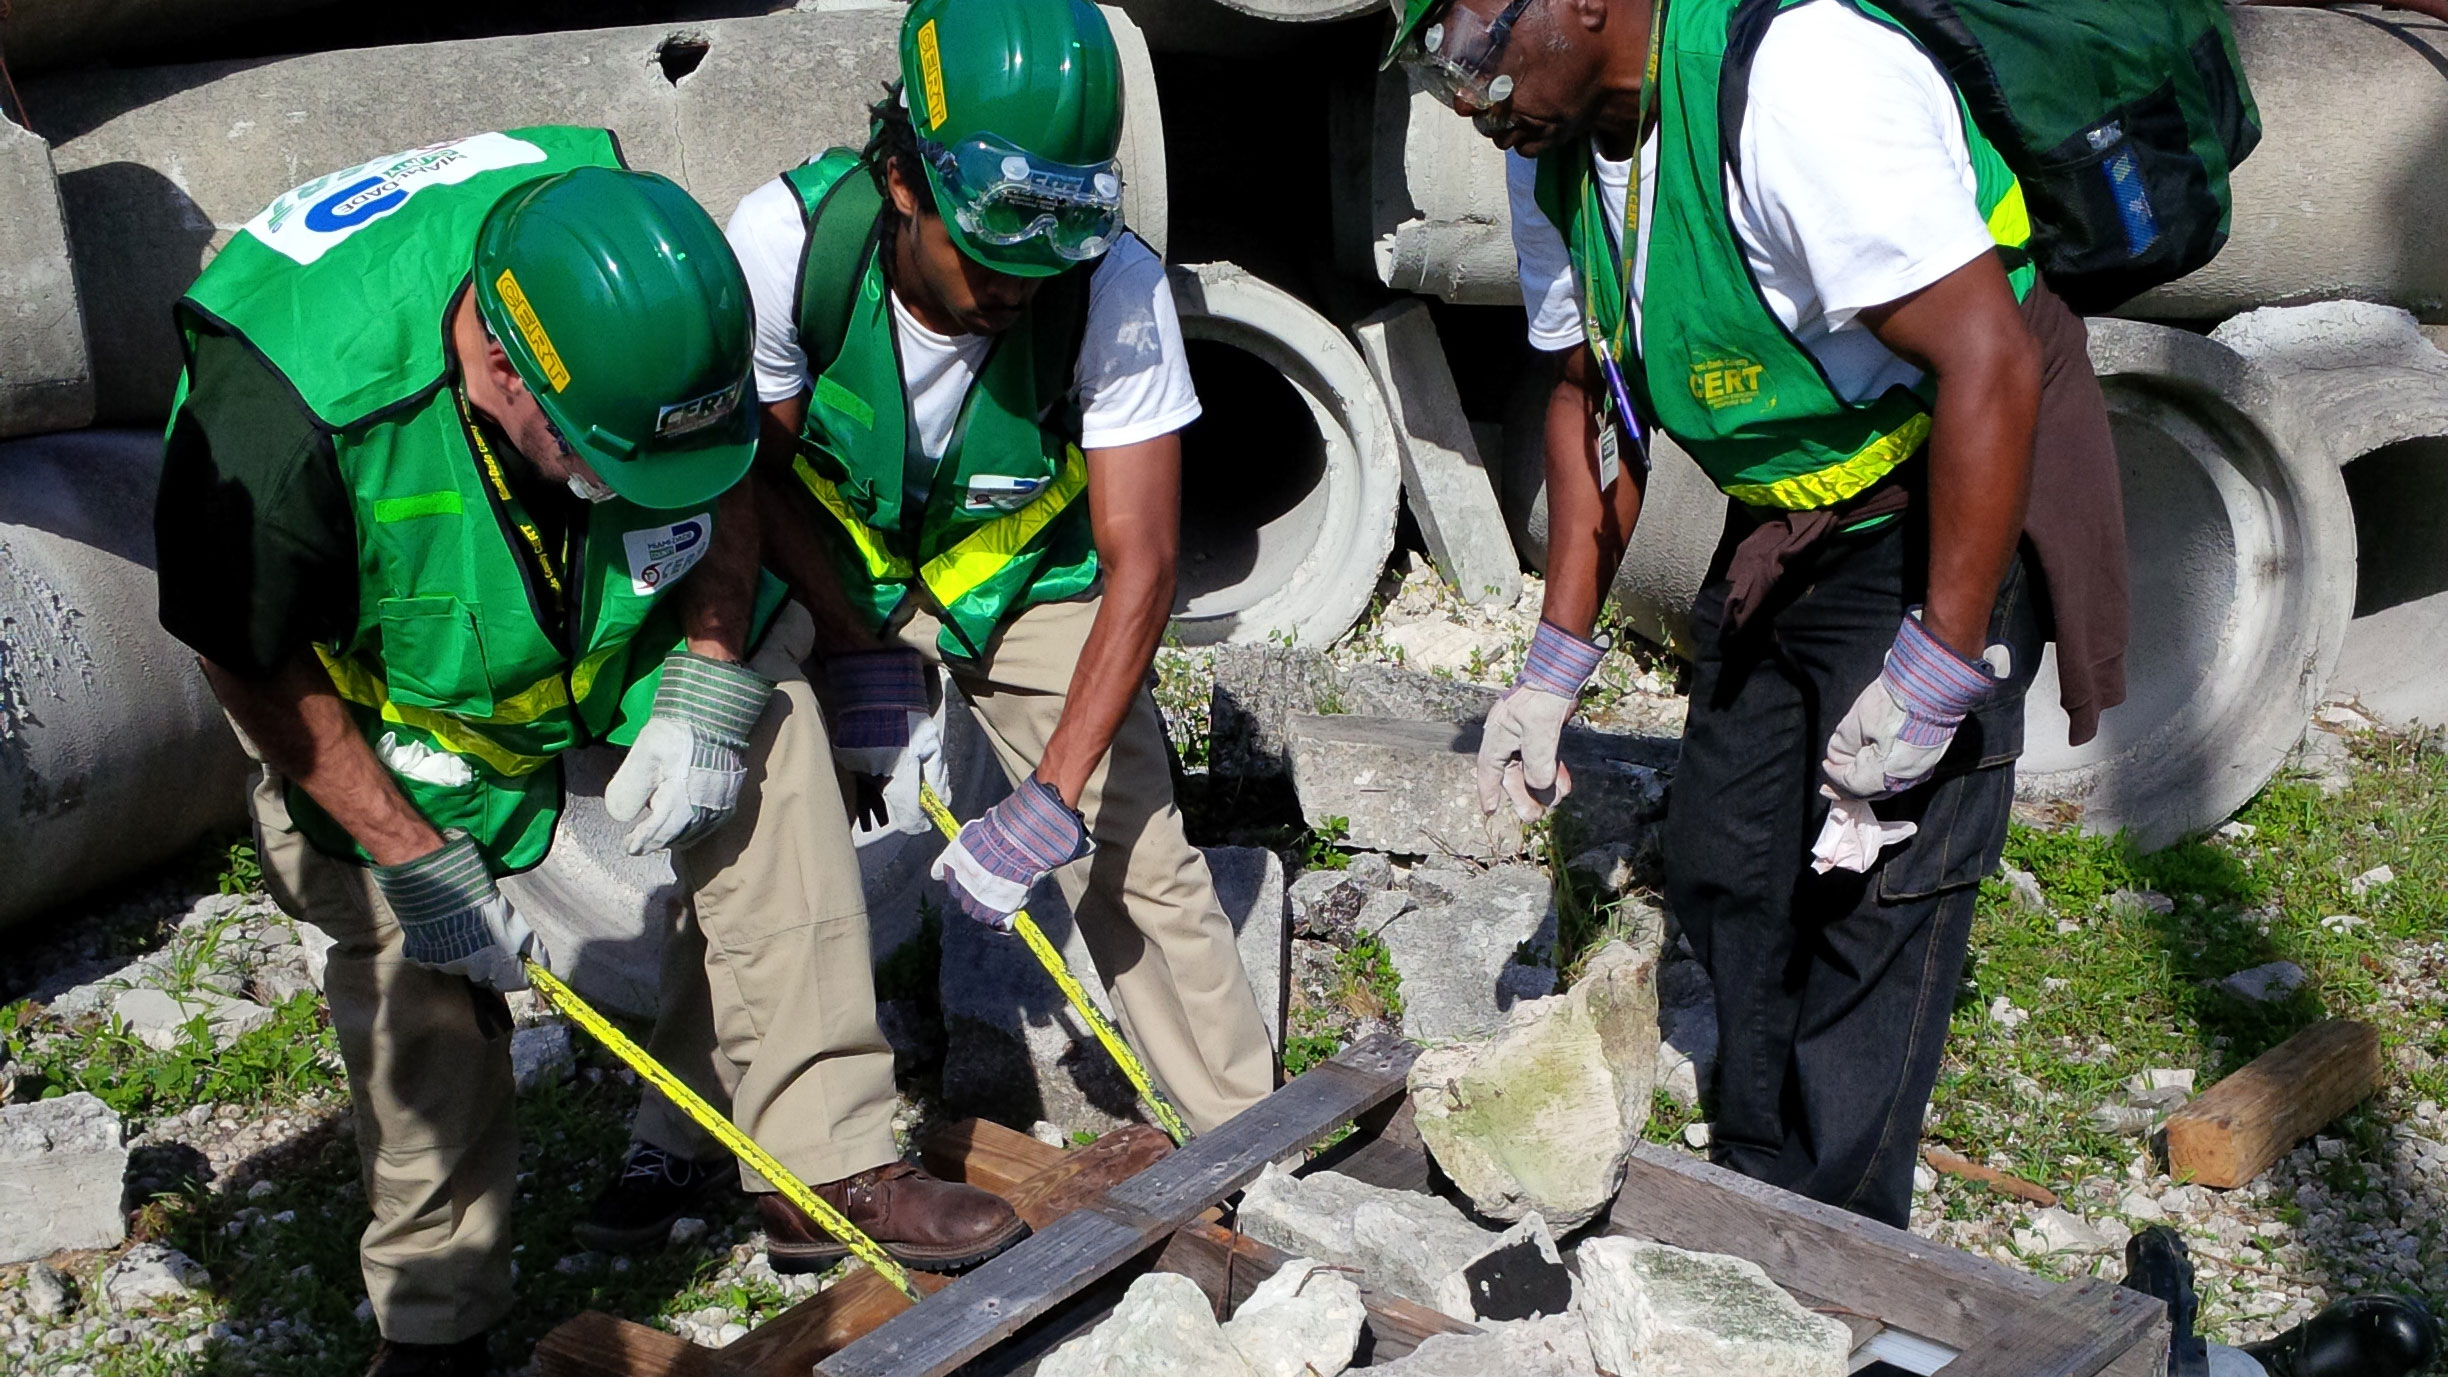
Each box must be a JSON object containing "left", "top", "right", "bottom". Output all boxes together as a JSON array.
[
  {"left": 901, "top": 0, "right": 1123, "bottom": 278},
  {"left": 473, "top": 167, "right": 757, "bottom": 512}
]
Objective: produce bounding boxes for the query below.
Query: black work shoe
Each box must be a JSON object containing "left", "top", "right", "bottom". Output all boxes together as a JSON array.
[
  {"left": 571, "top": 1142, "right": 730, "bottom": 1253},
  {"left": 2240, "top": 1294, "right": 2441, "bottom": 1377},
  {"left": 2121, "top": 1225, "right": 2209, "bottom": 1377},
  {"left": 364, "top": 1335, "right": 488, "bottom": 1376}
]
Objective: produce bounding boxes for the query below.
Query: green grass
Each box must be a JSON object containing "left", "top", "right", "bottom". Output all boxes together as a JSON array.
[{"left": 2, "top": 994, "right": 342, "bottom": 1124}]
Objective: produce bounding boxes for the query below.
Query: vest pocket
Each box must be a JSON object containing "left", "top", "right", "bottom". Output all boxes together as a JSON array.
[{"left": 376, "top": 595, "right": 497, "bottom": 717}]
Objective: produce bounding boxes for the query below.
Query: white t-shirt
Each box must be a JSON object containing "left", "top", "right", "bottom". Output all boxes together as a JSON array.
[
  {"left": 726, "top": 173, "right": 1200, "bottom": 461},
  {"left": 1507, "top": 0, "right": 1999, "bottom": 403}
]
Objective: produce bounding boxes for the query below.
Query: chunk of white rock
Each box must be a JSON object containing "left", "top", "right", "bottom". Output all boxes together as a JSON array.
[
  {"left": 102, "top": 1244, "right": 210, "bottom": 1311},
  {"left": 1219, "top": 1257, "right": 1366, "bottom": 1377},
  {"left": 2221, "top": 961, "right": 2307, "bottom": 1004},
  {"left": 0, "top": 1092, "right": 128, "bottom": 1263},
  {"left": 510, "top": 1022, "right": 575, "bottom": 1095},
  {"left": 110, "top": 988, "right": 274, "bottom": 1051},
  {"left": 1578, "top": 1237, "right": 1851, "bottom": 1377},
  {"left": 1410, "top": 934, "right": 1661, "bottom": 1230},
  {"left": 1367, "top": 1312, "right": 1599, "bottom": 1376},
  {"left": 1237, "top": 1165, "right": 1564, "bottom": 1322},
  {"left": 1038, "top": 1271, "right": 1256, "bottom": 1377}
]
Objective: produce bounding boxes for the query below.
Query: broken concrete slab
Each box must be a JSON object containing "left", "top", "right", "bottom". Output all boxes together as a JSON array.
[
  {"left": 0, "top": 1093, "right": 128, "bottom": 1263},
  {"left": 1411, "top": 933, "right": 1662, "bottom": 1230},
  {"left": 1374, "top": 863, "right": 1557, "bottom": 1044},
  {"left": 1207, "top": 647, "right": 1502, "bottom": 781},
  {"left": 1354, "top": 301, "right": 1523, "bottom": 608},
  {"left": 1366, "top": 1313, "right": 1598, "bottom": 1376},
  {"left": 0, "top": 115, "right": 94, "bottom": 438},
  {"left": 2222, "top": 960, "right": 2308, "bottom": 1004},
  {"left": 1219, "top": 1255, "right": 1366, "bottom": 1377},
  {"left": 1577, "top": 1236, "right": 1853, "bottom": 1377},
  {"left": 1284, "top": 713, "right": 1672, "bottom": 858},
  {"left": 111, "top": 988, "right": 274, "bottom": 1051},
  {"left": 101, "top": 1243, "right": 211, "bottom": 1313},
  {"left": 1239, "top": 1164, "right": 1563, "bottom": 1322},
  {"left": 1038, "top": 1270, "right": 1257, "bottom": 1377}
]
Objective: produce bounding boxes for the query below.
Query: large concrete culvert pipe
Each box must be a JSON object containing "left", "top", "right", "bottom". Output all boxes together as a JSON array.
[
  {"left": 1165, "top": 262, "right": 1405, "bottom": 648},
  {"left": 0, "top": 430, "right": 250, "bottom": 931}
]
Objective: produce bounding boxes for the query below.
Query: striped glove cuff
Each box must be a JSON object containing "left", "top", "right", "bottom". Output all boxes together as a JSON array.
[
  {"left": 831, "top": 649, "right": 928, "bottom": 751},
  {"left": 654, "top": 652, "right": 774, "bottom": 755},
  {"left": 972, "top": 776, "right": 1092, "bottom": 881},
  {"left": 373, "top": 831, "right": 498, "bottom": 961},
  {"left": 1518, "top": 620, "right": 1605, "bottom": 698},
  {"left": 1885, "top": 611, "right": 1999, "bottom": 746}
]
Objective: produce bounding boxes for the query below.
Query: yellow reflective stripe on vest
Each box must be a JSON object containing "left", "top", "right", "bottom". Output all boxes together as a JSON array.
[
  {"left": 919, "top": 447, "right": 1090, "bottom": 609},
  {"left": 1986, "top": 178, "right": 2030, "bottom": 250},
  {"left": 315, "top": 647, "right": 558, "bottom": 778},
  {"left": 792, "top": 454, "right": 914, "bottom": 579},
  {"left": 1721, "top": 412, "right": 1932, "bottom": 511}
]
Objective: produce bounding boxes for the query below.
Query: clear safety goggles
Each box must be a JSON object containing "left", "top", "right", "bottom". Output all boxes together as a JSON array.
[
  {"left": 1401, "top": 0, "right": 1539, "bottom": 112},
  {"left": 923, "top": 134, "right": 1126, "bottom": 262}
]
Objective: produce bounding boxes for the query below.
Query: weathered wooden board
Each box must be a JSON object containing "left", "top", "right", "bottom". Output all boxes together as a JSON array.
[
  {"left": 1931, "top": 1277, "right": 2166, "bottom": 1377},
  {"left": 815, "top": 1034, "right": 1419, "bottom": 1377},
  {"left": 534, "top": 1310, "right": 732, "bottom": 1377},
  {"left": 2167, "top": 1020, "right": 2382, "bottom": 1188}
]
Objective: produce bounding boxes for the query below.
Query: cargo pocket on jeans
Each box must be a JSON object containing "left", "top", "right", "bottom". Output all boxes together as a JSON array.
[{"left": 1876, "top": 761, "right": 2016, "bottom": 903}]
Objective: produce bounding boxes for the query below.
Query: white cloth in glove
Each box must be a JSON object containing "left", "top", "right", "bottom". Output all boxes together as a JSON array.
[
  {"left": 374, "top": 831, "right": 546, "bottom": 993},
  {"left": 606, "top": 652, "right": 773, "bottom": 856},
  {"left": 1810, "top": 789, "right": 1920, "bottom": 874}
]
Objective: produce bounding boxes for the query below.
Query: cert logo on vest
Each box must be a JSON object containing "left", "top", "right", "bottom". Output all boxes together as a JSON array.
[
  {"left": 624, "top": 517, "right": 712, "bottom": 596},
  {"left": 243, "top": 133, "right": 549, "bottom": 267},
  {"left": 1689, "top": 354, "right": 1769, "bottom": 411}
]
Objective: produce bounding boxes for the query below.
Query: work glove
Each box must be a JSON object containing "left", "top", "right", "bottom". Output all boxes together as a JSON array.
[
  {"left": 825, "top": 648, "right": 946, "bottom": 838},
  {"left": 606, "top": 651, "right": 774, "bottom": 856},
  {"left": 373, "top": 830, "right": 545, "bottom": 993},
  {"left": 1476, "top": 620, "right": 1605, "bottom": 824},
  {"left": 929, "top": 776, "right": 1093, "bottom": 930},
  {"left": 1822, "top": 610, "right": 2009, "bottom": 800}
]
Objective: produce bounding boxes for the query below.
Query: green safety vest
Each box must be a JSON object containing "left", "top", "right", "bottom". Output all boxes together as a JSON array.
[
  {"left": 173, "top": 126, "right": 754, "bottom": 873},
  {"left": 1536, "top": 0, "right": 2036, "bottom": 511},
  {"left": 781, "top": 149, "right": 1099, "bottom": 661}
]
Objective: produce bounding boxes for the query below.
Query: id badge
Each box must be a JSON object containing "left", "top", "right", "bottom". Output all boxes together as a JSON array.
[{"left": 1596, "top": 420, "right": 1622, "bottom": 492}]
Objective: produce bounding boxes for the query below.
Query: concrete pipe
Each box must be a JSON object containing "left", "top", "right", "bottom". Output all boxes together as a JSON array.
[
  {"left": 1348, "top": 6, "right": 2448, "bottom": 326},
  {"left": 1496, "top": 321, "right": 2359, "bottom": 849},
  {"left": 0, "top": 430, "right": 249, "bottom": 931},
  {"left": 1165, "top": 261, "right": 1404, "bottom": 648},
  {"left": 0, "top": 0, "right": 339, "bottom": 74},
  {"left": 2208, "top": 300, "right": 2448, "bottom": 730},
  {"left": 24, "top": 4, "right": 1165, "bottom": 425},
  {"left": 0, "top": 116, "right": 94, "bottom": 439}
]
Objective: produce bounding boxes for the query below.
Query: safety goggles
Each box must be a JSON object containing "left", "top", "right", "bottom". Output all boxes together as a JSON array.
[
  {"left": 1400, "top": 0, "right": 1539, "bottom": 112},
  {"left": 921, "top": 134, "right": 1125, "bottom": 262}
]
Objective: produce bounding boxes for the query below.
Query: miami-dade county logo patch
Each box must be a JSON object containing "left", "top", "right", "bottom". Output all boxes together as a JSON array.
[
  {"left": 242, "top": 133, "right": 548, "bottom": 267},
  {"left": 655, "top": 378, "right": 745, "bottom": 440},
  {"left": 623, "top": 516, "right": 712, "bottom": 596}
]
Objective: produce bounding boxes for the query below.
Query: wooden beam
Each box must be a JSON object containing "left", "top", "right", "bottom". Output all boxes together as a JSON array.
[
  {"left": 1931, "top": 1277, "right": 2166, "bottom": 1377},
  {"left": 817, "top": 1033, "right": 1420, "bottom": 1377},
  {"left": 534, "top": 1311, "right": 731, "bottom": 1377},
  {"left": 2166, "top": 1020, "right": 2382, "bottom": 1189},
  {"left": 1610, "top": 1144, "right": 2055, "bottom": 1349},
  {"left": 711, "top": 1270, "right": 954, "bottom": 1375},
  {"left": 1300, "top": 1096, "right": 1433, "bottom": 1195}
]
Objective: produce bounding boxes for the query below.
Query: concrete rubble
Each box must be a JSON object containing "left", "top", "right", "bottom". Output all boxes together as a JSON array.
[
  {"left": 99, "top": 1244, "right": 210, "bottom": 1313},
  {"left": 21, "top": 1261, "right": 74, "bottom": 1319},
  {"left": 1237, "top": 1165, "right": 1566, "bottom": 1323},
  {"left": 1365, "top": 1313, "right": 1598, "bottom": 1376},
  {"left": 1207, "top": 646, "right": 1501, "bottom": 784},
  {"left": 1373, "top": 862, "right": 1558, "bottom": 1044},
  {"left": 0, "top": 1092, "right": 128, "bottom": 1264},
  {"left": 110, "top": 988, "right": 274, "bottom": 1052},
  {"left": 1217, "top": 1255, "right": 1368, "bottom": 1377},
  {"left": 0, "top": 116, "right": 92, "bottom": 438},
  {"left": 1353, "top": 301, "right": 1523, "bottom": 608},
  {"left": 1410, "top": 933, "right": 1663, "bottom": 1231},
  {"left": 1654, "top": 947, "right": 1719, "bottom": 1110},
  {"left": 2222, "top": 960, "right": 2309, "bottom": 1004},
  {"left": 1576, "top": 1236, "right": 1854, "bottom": 1377},
  {"left": 510, "top": 1022, "right": 577, "bottom": 1096},
  {"left": 1037, "top": 1258, "right": 1362, "bottom": 1377}
]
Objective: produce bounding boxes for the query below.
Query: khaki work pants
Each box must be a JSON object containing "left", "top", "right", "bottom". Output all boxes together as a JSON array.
[
  {"left": 888, "top": 595, "right": 1274, "bottom": 1133},
  {"left": 252, "top": 606, "right": 897, "bottom": 1345}
]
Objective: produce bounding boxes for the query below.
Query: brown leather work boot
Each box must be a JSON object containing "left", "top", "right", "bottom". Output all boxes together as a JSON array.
[{"left": 757, "top": 1161, "right": 1028, "bottom": 1273}]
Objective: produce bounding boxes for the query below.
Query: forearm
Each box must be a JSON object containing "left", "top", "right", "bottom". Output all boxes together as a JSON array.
[
  {"left": 753, "top": 466, "right": 892, "bottom": 652},
  {"left": 205, "top": 652, "right": 441, "bottom": 866},
  {"left": 1038, "top": 560, "right": 1172, "bottom": 806},
  {"left": 1538, "top": 348, "right": 1646, "bottom": 637},
  {"left": 1919, "top": 355, "right": 2038, "bottom": 656},
  {"left": 678, "top": 484, "right": 762, "bottom": 663}
]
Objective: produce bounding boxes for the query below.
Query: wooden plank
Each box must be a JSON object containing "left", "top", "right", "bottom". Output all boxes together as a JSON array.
[
  {"left": 817, "top": 1034, "right": 1420, "bottom": 1377},
  {"left": 1300, "top": 1096, "right": 1433, "bottom": 1195},
  {"left": 1933, "top": 1277, "right": 2165, "bottom": 1377},
  {"left": 2166, "top": 1020, "right": 2382, "bottom": 1188},
  {"left": 712, "top": 1270, "right": 953, "bottom": 1375},
  {"left": 534, "top": 1311, "right": 730, "bottom": 1377},
  {"left": 921, "top": 1117, "right": 1064, "bottom": 1192},
  {"left": 1610, "top": 1143, "right": 2056, "bottom": 1349}
]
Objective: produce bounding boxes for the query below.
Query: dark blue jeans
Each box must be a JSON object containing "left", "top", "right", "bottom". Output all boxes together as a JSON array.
[{"left": 1663, "top": 507, "right": 2045, "bottom": 1227}]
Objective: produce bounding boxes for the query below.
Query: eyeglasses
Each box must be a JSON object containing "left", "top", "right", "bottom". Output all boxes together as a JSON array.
[
  {"left": 1401, "top": 0, "right": 1539, "bottom": 113},
  {"left": 921, "top": 134, "right": 1125, "bottom": 262}
]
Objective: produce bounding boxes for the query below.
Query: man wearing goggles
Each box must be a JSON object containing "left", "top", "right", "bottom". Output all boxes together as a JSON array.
[
  {"left": 615, "top": 0, "right": 1273, "bottom": 1262},
  {"left": 1388, "top": 0, "right": 2130, "bottom": 1239}
]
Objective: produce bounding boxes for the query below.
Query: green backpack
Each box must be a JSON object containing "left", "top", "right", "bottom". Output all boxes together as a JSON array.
[{"left": 1852, "top": 0, "right": 2260, "bottom": 312}]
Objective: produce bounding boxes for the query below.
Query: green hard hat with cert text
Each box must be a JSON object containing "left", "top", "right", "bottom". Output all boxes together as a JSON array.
[
  {"left": 473, "top": 166, "right": 757, "bottom": 511},
  {"left": 899, "top": 0, "right": 1126, "bottom": 278}
]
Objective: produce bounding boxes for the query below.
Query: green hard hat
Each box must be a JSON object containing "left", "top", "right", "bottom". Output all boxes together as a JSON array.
[
  {"left": 1383, "top": 0, "right": 1448, "bottom": 68},
  {"left": 473, "top": 166, "right": 756, "bottom": 511},
  {"left": 899, "top": 0, "right": 1125, "bottom": 278}
]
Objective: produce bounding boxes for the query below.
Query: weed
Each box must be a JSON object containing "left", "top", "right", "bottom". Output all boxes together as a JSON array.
[
  {"left": 3, "top": 994, "right": 341, "bottom": 1125},
  {"left": 217, "top": 841, "right": 263, "bottom": 897},
  {"left": 1301, "top": 816, "right": 1352, "bottom": 872},
  {"left": 1282, "top": 1030, "right": 1341, "bottom": 1079},
  {"left": 1333, "top": 932, "right": 1404, "bottom": 1025}
]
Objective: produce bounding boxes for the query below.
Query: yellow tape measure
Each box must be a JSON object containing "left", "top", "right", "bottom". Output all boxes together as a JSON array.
[
  {"left": 916, "top": 782, "right": 1192, "bottom": 1146},
  {"left": 521, "top": 962, "right": 921, "bottom": 1301}
]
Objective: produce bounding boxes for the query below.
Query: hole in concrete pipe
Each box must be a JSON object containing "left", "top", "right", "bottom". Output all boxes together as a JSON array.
[
  {"left": 1175, "top": 338, "right": 1331, "bottom": 619},
  {"left": 2333, "top": 436, "right": 2448, "bottom": 725},
  {"left": 655, "top": 32, "right": 710, "bottom": 85}
]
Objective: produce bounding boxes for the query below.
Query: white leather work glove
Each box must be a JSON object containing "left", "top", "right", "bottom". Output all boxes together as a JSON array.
[
  {"left": 1822, "top": 610, "right": 2009, "bottom": 800},
  {"left": 826, "top": 648, "right": 933, "bottom": 779},
  {"left": 1476, "top": 620, "right": 1605, "bottom": 824},
  {"left": 606, "top": 651, "right": 774, "bottom": 855},
  {"left": 372, "top": 830, "right": 547, "bottom": 993}
]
